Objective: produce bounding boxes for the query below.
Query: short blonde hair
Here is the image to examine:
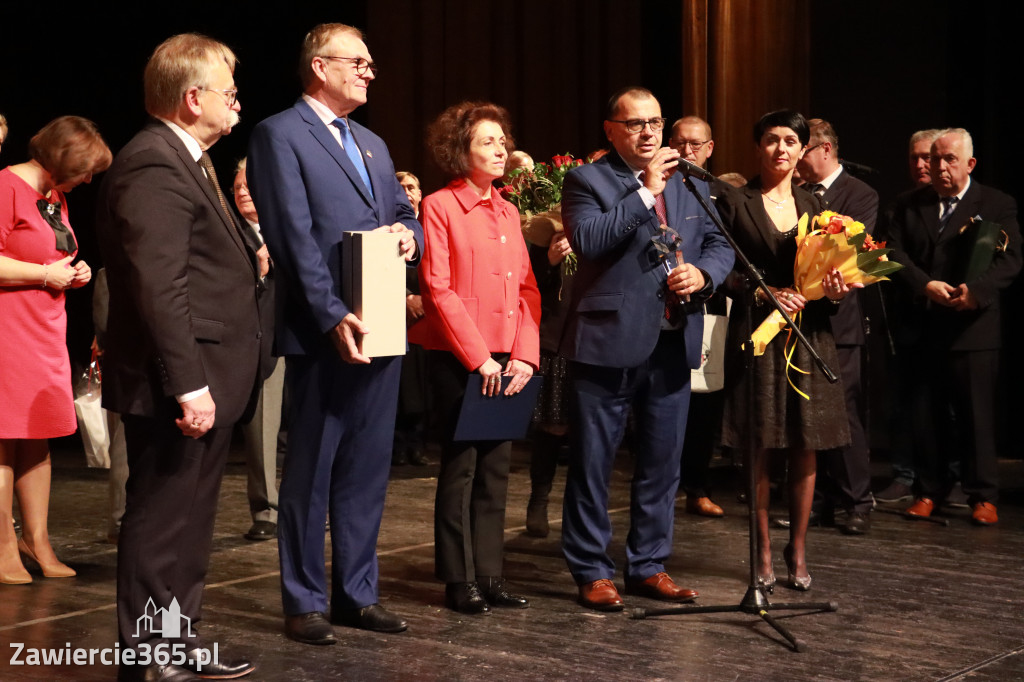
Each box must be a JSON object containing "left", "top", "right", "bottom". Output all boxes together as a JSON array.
[
  {"left": 144, "top": 33, "right": 237, "bottom": 118},
  {"left": 299, "top": 23, "right": 364, "bottom": 90},
  {"left": 29, "top": 116, "right": 112, "bottom": 185}
]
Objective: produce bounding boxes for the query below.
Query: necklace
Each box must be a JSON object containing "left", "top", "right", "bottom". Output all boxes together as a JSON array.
[{"left": 761, "top": 192, "right": 791, "bottom": 210}]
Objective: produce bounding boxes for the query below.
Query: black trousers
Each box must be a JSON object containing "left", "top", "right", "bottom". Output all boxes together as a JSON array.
[
  {"left": 680, "top": 390, "right": 724, "bottom": 498},
  {"left": 908, "top": 347, "right": 1000, "bottom": 503},
  {"left": 430, "top": 351, "right": 512, "bottom": 583},
  {"left": 816, "top": 345, "right": 872, "bottom": 513},
  {"left": 117, "top": 416, "right": 232, "bottom": 681}
]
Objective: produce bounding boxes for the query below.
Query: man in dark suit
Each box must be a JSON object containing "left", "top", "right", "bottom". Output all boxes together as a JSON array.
[
  {"left": 232, "top": 157, "right": 284, "bottom": 542},
  {"left": 667, "top": 115, "right": 728, "bottom": 520},
  {"left": 247, "top": 23, "right": 422, "bottom": 644},
  {"left": 796, "top": 118, "right": 880, "bottom": 534},
  {"left": 886, "top": 128, "right": 1021, "bottom": 526},
  {"left": 559, "top": 87, "right": 734, "bottom": 611},
  {"left": 96, "top": 34, "right": 262, "bottom": 682}
]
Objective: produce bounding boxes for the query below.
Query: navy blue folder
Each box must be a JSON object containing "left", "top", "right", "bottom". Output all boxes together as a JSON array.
[{"left": 453, "top": 375, "right": 544, "bottom": 442}]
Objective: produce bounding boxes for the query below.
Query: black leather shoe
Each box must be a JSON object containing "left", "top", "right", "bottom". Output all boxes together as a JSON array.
[
  {"left": 332, "top": 603, "right": 408, "bottom": 632},
  {"left": 773, "top": 508, "right": 834, "bottom": 529},
  {"left": 444, "top": 582, "right": 490, "bottom": 614},
  {"left": 142, "top": 664, "right": 200, "bottom": 682},
  {"left": 244, "top": 520, "right": 276, "bottom": 541},
  {"left": 480, "top": 577, "right": 529, "bottom": 608},
  {"left": 182, "top": 648, "right": 255, "bottom": 679},
  {"left": 842, "top": 511, "right": 871, "bottom": 535},
  {"left": 284, "top": 612, "right": 336, "bottom": 645},
  {"left": 407, "top": 447, "right": 429, "bottom": 466}
]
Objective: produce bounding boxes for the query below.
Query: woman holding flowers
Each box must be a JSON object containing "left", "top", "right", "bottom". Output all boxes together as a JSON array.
[
  {"left": 410, "top": 101, "right": 541, "bottom": 614},
  {"left": 717, "top": 110, "right": 857, "bottom": 592}
]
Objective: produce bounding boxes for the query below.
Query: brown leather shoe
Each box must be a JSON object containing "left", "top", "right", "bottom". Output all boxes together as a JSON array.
[
  {"left": 971, "top": 501, "right": 998, "bottom": 526},
  {"left": 686, "top": 496, "right": 724, "bottom": 518},
  {"left": 578, "top": 579, "right": 624, "bottom": 612},
  {"left": 624, "top": 572, "right": 698, "bottom": 602},
  {"left": 905, "top": 497, "right": 935, "bottom": 518}
]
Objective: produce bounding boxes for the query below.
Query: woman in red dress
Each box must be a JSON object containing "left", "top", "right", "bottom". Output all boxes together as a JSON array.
[
  {"left": 0, "top": 116, "right": 111, "bottom": 584},
  {"left": 410, "top": 102, "right": 541, "bottom": 614}
]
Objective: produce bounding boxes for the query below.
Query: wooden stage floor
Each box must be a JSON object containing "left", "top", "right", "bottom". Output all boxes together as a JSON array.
[{"left": 2, "top": 444, "right": 1023, "bottom": 681}]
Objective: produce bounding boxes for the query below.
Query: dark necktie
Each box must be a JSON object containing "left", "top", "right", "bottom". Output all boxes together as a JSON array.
[
  {"left": 333, "top": 117, "right": 374, "bottom": 198},
  {"left": 641, "top": 173, "right": 682, "bottom": 324},
  {"left": 805, "top": 182, "right": 826, "bottom": 198},
  {"left": 197, "top": 152, "right": 239, "bottom": 231},
  {"left": 938, "top": 196, "right": 958, "bottom": 233}
]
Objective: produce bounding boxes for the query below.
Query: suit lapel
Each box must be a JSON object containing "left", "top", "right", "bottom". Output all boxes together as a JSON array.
[
  {"left": 149, "top": 122, "right": 251, "bottom": 268},
  {"left": 914, "top": 188, "right": 942, "bottom": 243},
  {"left": 742, "top": 184, "right": 780, "bottom": 257},
  {"left": 821, "top": 170, "right": 848, "bottom": 210},
  {"left": 348, "top": 120, "right": 384, "bottom": 224},
  {"left": 296, "top": 101, "right": 380, "bottom": 223}
]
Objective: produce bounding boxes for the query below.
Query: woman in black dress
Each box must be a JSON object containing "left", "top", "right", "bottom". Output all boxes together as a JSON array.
[{"left": 717, "top": 111, "right": 856, "bottom": 591}]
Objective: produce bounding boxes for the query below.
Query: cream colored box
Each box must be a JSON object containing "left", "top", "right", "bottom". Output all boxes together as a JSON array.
[{"left": 341, "top": 230, "right": 408, "bottom": 358}]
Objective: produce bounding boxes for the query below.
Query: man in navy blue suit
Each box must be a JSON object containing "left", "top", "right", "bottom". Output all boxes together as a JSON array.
[
  {"left": 247, "top": 23, "right": 422, "bottom": 644},
  {"left": 560, "top": 87, "right": 734, "bottom": 611}
]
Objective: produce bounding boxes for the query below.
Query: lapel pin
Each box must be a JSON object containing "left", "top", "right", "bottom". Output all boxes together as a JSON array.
[{"left": 366, "top": 150, "right": 373, "bottom": 158}]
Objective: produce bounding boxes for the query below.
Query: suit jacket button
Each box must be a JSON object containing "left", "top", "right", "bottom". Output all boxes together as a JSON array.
[
  {"left": 657, "top": 291, "right": 664, "bottom": 299},
  {"left": 257, "top": 331, "right": 263, "bottom": 339}
]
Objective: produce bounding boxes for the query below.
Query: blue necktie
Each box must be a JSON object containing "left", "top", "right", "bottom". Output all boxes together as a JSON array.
[
  {"left": 333, "top": 117, "right": 374, "bottom": 199},
  {"left": 938, "top": 196, "right": 957, "bottom": 233}
]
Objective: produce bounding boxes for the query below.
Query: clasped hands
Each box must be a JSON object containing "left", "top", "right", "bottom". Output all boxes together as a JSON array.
[
  {"left": 477, "top": 357, "right": 533, "bottom": 397},
  {"left": 925, "top": 279, "right": 978, "bottom": 311},
  {"left": 45, "top": 254, "right": 91, "bottom": 290},
  {"left": 177, "top": 391, "right": 215, "bottom": 438}
]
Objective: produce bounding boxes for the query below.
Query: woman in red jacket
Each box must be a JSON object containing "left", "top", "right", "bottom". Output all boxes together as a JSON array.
[{"left": 410, "top": 101, "right": 541, "bottom": 614}]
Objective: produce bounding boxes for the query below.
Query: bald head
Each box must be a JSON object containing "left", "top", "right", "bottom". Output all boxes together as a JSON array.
[{"left": 669, "top": 116, "right": 714, "bottom": 168}]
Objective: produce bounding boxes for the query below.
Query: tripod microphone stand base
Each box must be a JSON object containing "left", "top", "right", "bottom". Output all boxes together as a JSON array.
[{"left": 630, "top": 586, "right": 838, "bottom": 652}]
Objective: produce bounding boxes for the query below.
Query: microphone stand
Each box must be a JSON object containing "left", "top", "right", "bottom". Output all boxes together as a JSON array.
[{"left": 631, "top": 174, "right": 838, "bottom": 652}]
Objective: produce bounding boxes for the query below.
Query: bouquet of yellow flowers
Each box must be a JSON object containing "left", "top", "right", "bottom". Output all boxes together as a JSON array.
[{"left": 750, "top": 210, "right": 902, "bottom": 357}]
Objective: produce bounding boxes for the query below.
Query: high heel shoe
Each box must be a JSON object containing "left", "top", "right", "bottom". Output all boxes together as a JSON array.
[
  {"left": 18, "top": 538, "right": 76, "bottom": 578},
  {"left": 0, "top": 554, "right": 32, "bottom": 584},
  {"left": 756, "top": 570, "right": 776, "bottom": 594},
  {"left": 783, "top": 544, "right": 811, "bottom": 592}
]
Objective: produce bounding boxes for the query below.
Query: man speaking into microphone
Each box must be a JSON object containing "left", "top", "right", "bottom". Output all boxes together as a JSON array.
[{"left": 558, "top": 87, "right": 734, "bottom": 611}]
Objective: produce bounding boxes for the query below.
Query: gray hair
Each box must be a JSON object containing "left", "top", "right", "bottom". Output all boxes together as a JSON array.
[
  {"left": 144, "top": 34, "right": 237, "bottom": 118},
  {"left": 933, "top": 128, "right": 973, "bottom": 159},
  {"left": 908, "top": 128, "right": 942, "bottom": 152}
]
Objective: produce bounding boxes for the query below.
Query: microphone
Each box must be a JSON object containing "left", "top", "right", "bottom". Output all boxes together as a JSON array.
[
  {"left": 676, "top": 158, "right": 716, "bottom": 182},
  {"left": 840, "top": 159, "right": 879, "bottom": 176}
]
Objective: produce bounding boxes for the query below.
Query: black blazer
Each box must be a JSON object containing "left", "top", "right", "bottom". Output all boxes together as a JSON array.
[
  {"left": 716, "top": 178, "right": 823, "bottom": 292},
  {"left": 819, "top": 170, "right": 880, "bottom": 345},
  {"left": 96, "top": 120, "right": 265, "bottom": 425},
  {"left": 884, "top": 180, "right": 1021, "bottom": 351}
]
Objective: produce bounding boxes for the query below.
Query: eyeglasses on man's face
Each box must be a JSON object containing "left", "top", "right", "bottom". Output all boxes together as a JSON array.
[
  {"left": 200, "top": 87, "right": 238, "bottom": 107},
  {"left": 319, "top": 55, "right": 379, "bottom": 77},
  {"left": 606, "top": 117, "right": 666, "bottom": 134},
  {"left": 670, "top": 138, "right": 709, "bottom": 151}
]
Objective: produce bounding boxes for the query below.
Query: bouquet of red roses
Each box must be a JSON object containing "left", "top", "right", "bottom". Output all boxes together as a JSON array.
[
  {"left": 751, "top": 210, "right": 902, "bottom": 356},
  {"left": 501, "top": 153, "right": 585, "bottom": 274}
]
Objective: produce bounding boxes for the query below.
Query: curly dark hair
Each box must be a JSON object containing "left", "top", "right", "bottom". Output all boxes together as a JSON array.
[{"left": 427, "top": 101, "right": 514, "bottom": 177}]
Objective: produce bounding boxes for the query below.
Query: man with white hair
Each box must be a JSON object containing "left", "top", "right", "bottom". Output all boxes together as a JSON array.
[
  {"left": 97, "top": 33, "right": 264, "bottom": 681},
  {"left": 885, "top": 128, "right": 1021, "bottom": 526}
]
